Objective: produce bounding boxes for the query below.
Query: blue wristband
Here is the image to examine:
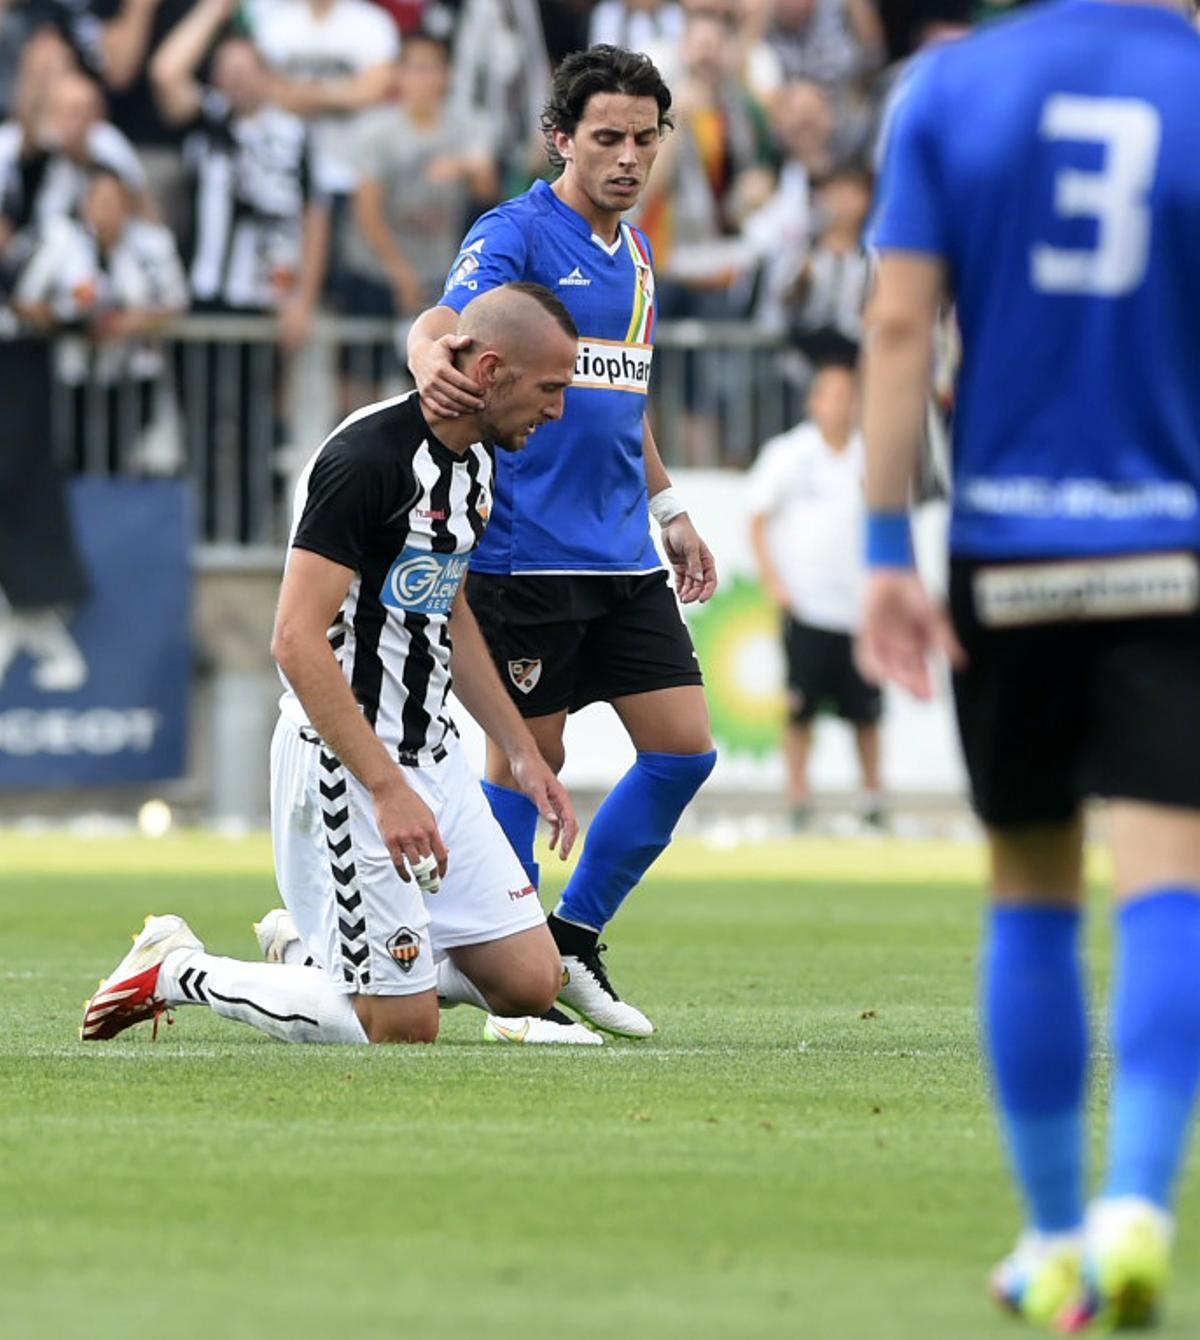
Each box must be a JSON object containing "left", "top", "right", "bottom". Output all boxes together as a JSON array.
[{"left": 866, "top": 512, "right": 915, "bottom": 569}]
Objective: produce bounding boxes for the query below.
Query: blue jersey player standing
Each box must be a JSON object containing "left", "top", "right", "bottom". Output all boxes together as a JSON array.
[
  {"left": 407, "top": 46, "right": 718, "bottom": 1043},
  {"left": 862, "top": 1, "right": 1200, "bottom": 1329}
]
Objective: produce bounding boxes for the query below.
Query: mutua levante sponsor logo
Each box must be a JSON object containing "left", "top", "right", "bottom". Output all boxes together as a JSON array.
[{"left": 380, "top": 546, "right": 469, "bottom": 616}]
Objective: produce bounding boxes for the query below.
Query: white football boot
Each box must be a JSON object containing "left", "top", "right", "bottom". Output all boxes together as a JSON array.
[
  {"left": 81, "top": 914, "right": 203, "bottom": 1041},
  {"left": 557, "top": 944, "right": 655, "bottom": 1038},
  {"left": 483, "top": 1007, "right": 604, "bottom": 1046},
  {"left": 253, "top": 907, "right": 304, "bottom": 964}
]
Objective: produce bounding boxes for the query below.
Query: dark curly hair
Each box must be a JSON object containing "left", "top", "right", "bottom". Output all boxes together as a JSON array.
[{"left": 540, "top": 45, "right": 674, "bottom": 171}]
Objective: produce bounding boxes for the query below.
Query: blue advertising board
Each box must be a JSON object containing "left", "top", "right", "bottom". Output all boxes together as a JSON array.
[{"left": 0, "top": 478, "right": 191, "bottom": 786}]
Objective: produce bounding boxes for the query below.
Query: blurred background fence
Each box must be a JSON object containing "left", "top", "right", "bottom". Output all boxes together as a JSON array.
[
  {"left": 49, "top": 315, "right": 803, "bottom": 548},
  {"left": 1, "top": 315, "right": 964, "bottom": 827}
]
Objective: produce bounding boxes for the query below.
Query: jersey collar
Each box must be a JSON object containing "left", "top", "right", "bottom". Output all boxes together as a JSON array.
[
  {"left": 414, "top": 397, "right": 476, "bottom": 467},
  {"left": 534, "top": 179, "right": 625, "bottom": 256}
]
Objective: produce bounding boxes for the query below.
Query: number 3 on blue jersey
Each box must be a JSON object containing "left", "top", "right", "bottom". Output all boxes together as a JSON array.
[{"left": 1031, "top": 95, "right": 1162, "bottom": 298}]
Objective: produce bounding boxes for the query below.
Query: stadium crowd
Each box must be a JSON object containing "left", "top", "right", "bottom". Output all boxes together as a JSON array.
[{"left": 0, "top": 0, "right": 999, "bottom": 470}]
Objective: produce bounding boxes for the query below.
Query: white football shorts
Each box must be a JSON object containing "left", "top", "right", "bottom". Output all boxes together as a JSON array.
[{"left": 270, "top": 717, "right": 544, "bottom": 996}]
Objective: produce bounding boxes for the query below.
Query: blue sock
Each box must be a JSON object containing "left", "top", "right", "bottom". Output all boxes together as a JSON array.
[
  {"left": 1105, "top": 888, "right": 1200, "bottom": 1211},
  {"left": 983, "top": 905, "right": 1089, "bottom": 1234},
  {"left": 556, "top": 750, "right": 716, "bottom": 933},
  {"left": 481, "top": 781, "right": 540, "bottom": 889}
]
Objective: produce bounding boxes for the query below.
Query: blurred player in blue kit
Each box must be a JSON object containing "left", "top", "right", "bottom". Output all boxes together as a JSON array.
[
  {"left": 406, "top": 46, "right": 719, "bottom": 1042},
  {"left": 861, "top": 0, "right": 1200, "bottom": 1329}
]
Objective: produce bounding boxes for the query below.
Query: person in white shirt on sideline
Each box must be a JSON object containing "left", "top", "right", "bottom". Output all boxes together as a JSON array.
[{"left": 747, "top": 358, "right": 883, "bottom": 829}]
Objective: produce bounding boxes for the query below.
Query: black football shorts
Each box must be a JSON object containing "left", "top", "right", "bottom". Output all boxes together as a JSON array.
[
  {"left": 465, "top": 570, "right": 704, "bottom": 718},
  {"left": 783, "top": 617, "right": 882, "bottom": 726},
  {"left": 949, "top": 553, "right": 1200, "bottom": 827}
]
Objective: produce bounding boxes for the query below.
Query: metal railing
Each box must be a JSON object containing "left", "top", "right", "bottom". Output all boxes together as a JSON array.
[{"left": 47, "top": 315, "right": 800, "bottom": 554}]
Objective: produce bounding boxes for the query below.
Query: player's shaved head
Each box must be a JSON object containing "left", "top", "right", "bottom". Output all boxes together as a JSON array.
[
  {"left": 457, "top": 282, "right": 578, "bottom": 363},
  {"left": 447, "top": 282, "right": 579, "bottom": 453}
]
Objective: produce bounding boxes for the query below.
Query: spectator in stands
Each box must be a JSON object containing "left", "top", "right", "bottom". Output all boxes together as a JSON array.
[
  {"left": 588, "top": 0, "right": 685, "bottom": 62},
  {"left": 0, "top": 2, "right": 97, "bottom": 115},
  {"left": 643, "top": 12, "right": 775, "bottom": 300},
  {"left": 0, "top": 24, "right": 77, "bottom": 254},
  {"left": 0, "top": 69, "right": 152, "bottom": 241},
  {"left": 0, "top": 321, "right": 91, "bottom": 693},
  {"left": 12, "top": 163, "right": 187, "bottom": 469},
  {"left": 746, "top": 0, "right": 883, "bottom": 162},
  {"left": 450, "top": 0, "right": 549, "bottom": 193},
  {"left": 152, "top": 0, "right": 330, "bottom": 538},
  {"left": 249, "top": 0, "right": 398, "bottom": 242},
  {"left": 784, "top": 159, "right": 871, "bottom": 365},
  {"left": 90, "top": 0, "right": 213, "bottom": 243},
  {"left": 775, "top": 69, "right": 861, "bottom": 172},
  {"left": 744, "top": 79, "right": 840, "bottom": 336},
  {"left": 152, "top": 0, "right": 327, "bottom": 343},
  {"left": 640, "top": 9, "right": 776, "bottom": 463},
  {"left": 752, "top": 0, "right": 884, "bottom": 89},
  {"left": 746, "top": 359, "right": 884, "bottom": 830},
  {"left": 339, "top": 29, "right": 497, "bottom": 407}
]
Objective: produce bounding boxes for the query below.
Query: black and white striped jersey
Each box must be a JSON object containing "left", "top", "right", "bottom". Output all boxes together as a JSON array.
[
  {"left": 184, "top": 91, "right": 314, "bottom": 311},
  {"left": 279, "top": 391, "right": 494, "bottom": 765}
]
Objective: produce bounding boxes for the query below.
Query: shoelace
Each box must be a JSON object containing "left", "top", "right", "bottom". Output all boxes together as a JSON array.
[
  {"left": 151, "top": 1003, "right": 175, "bottom": 1041},
  {"left": 579, "top": 943, "right": 621, "bottom": 1000}
]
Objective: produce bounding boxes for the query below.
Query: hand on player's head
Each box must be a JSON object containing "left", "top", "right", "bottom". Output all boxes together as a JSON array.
[
  {"left": 459, "top": 284, "right": 578, "bottom": 451},
  {"left": 414, "top": 332, "right": 484, "bottom": 418}
]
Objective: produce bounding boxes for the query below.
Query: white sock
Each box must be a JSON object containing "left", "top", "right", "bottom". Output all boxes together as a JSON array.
[
  {"left": 436, "top": 958, "right": 490, "bottom": 1012},
  {"left": 161, "top": 950, "right": 367, "bottom": 1044},
  {"left": 280, "top": 939, "right": 317, "bottom": 968}
]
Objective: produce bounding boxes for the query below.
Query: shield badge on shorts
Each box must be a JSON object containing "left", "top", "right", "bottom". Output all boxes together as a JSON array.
[
  {"left": 386, "top": 927, "right": 421, "bottom": 974},
  {"left": 507, "top": 658, "right": 542, "bottom": 695}
]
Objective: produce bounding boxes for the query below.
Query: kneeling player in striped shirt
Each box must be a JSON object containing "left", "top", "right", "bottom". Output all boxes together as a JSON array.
[{"left": 83, "top": 283, "right": 606, "bottom": 1047}]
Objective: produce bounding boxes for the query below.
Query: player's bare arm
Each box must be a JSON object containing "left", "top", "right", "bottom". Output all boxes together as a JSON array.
[
  {"left": 271, "top": 547, "right": 449, "bottom": 879},
  {"left": 448, "top": 586, "right": 578, "bottom": 858},
  {"left": 406, "top": 304, "right": 484, "bottom": 416},
  {"left": 643, "top": 415, "right": 718, "bottom": 603},
  {"left": 859, "top": 253, "right": 963, "bottom": 700}
]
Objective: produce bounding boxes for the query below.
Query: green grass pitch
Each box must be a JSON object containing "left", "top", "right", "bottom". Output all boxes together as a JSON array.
[{"left": 1, "top": 831, "right": 1196, "bottom": 1339}]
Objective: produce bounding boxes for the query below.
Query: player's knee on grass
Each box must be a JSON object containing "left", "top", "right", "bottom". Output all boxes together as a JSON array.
[
  {"left": 483, "top": 953, "right": 562, "bottom": 1018},
  {"left": 354, "top": 992, "right": 440, "bottom": 1044},
  {"left": 450, "top": 926, "right": 562, "bottom": 1016}
]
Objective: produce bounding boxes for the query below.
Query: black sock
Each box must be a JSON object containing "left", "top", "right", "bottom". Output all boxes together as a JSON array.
[{"left": 548, "top": 913, "right": 599, "bottom": 958}]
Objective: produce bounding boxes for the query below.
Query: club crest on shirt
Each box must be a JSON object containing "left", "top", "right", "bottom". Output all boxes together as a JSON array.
[
  {"left": 385, "top": 927, "right": 421, "bottom": 973},
  {"left": 507, "top": 658, "right": 542, "bottom": 694}
]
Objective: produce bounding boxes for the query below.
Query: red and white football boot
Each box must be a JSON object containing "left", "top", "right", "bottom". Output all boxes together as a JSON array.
[{"left": 81, "top": 914, "right": 203, "bottom": 1041}]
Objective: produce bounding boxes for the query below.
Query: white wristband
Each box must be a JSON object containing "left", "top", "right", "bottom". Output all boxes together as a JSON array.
[{"left": 650, "top": 487, "right": 687, "bottom": 526}]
